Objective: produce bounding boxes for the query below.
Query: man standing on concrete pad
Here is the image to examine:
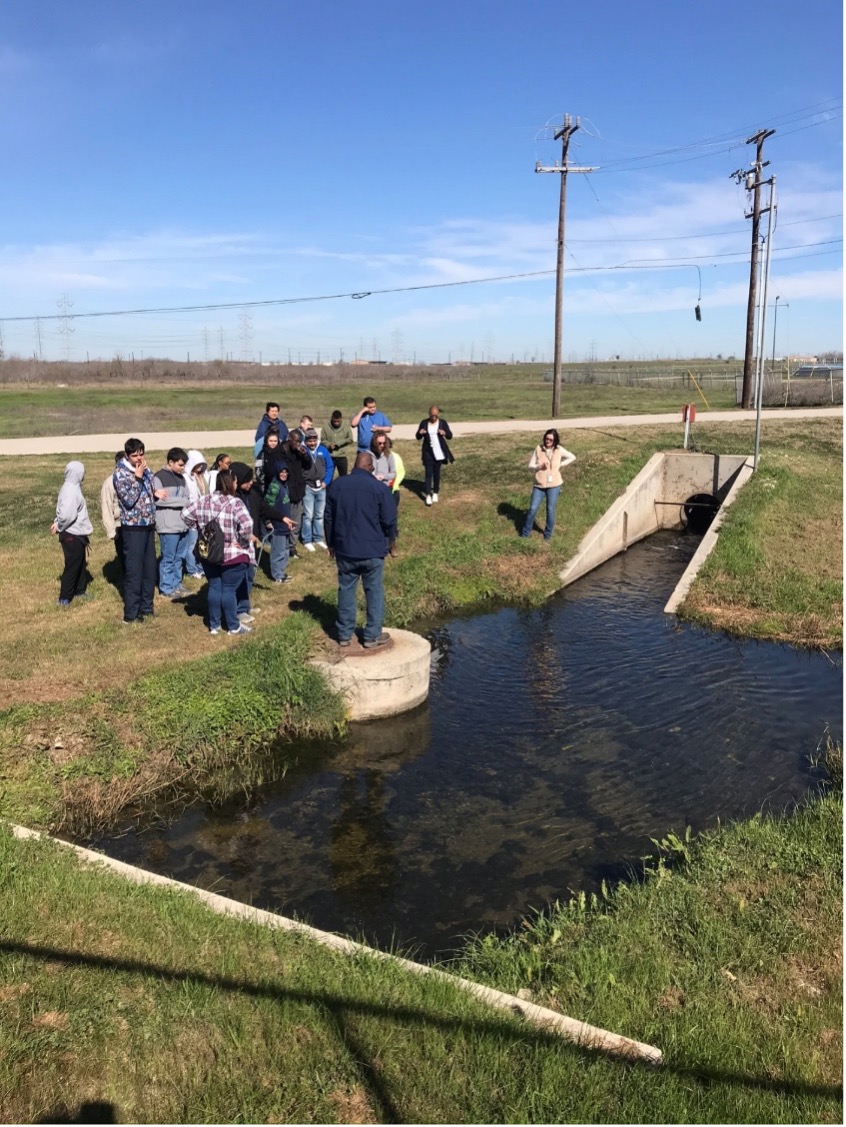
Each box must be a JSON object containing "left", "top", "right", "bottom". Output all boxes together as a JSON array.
[
  {"left": 325, "top": 452, "right": 397, "bottom": 648},
  {"left": 351, "top": 397, "right": 392, "bottom": 453}
]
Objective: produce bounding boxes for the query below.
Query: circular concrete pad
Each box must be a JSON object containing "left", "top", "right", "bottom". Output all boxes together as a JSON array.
[{"left": 311, "top": 628, "right": 431, "bottom": 721}]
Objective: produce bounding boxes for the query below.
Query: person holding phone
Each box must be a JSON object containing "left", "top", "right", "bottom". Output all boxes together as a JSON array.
[{"left": 113, "top": 437, "right": 168, "bottom": 623}]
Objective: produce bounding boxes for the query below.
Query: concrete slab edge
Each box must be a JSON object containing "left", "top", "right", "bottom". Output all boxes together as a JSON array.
[
  {"left": 7, "top": 820, "right": 662, "bottom": 1065},
  {"left": 664, "top": 460, "right": 754, "bottom": 615}
]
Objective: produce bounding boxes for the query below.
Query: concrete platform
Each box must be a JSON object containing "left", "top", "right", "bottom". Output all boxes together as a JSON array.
[{"left": 311, "top": 628, "right": 431, "bottom": 721}]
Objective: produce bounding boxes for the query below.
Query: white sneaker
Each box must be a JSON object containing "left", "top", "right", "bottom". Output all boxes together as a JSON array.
[
  {"left": 303, "top": 543, "right": 316, "bottom": 552},
  {"left": 425, "top": 494, "right": 432, "bottom": 506},
  {"left": 315, "top": 540, "right": 329, "bottom": 550},
  {"left": 209, "top": 627, "right": 220, "bottom": 636},
  {"left": 238, "top": 612, "right": 255, "bottom": 624},
  {"left": 432, "top": 493, "right": 439, "bottom": 503}
]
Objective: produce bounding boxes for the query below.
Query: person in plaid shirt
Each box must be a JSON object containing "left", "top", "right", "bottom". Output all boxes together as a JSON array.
[{"left": 182, "top": 470, "right": 256, "bottom": 636}]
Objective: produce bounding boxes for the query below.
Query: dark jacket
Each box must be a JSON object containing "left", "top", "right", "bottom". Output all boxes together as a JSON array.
[
  {"left": 416, "top": 417, "right": 455, "bottom": 465},
  {"left": 325, "top": 469, "right": 397, "bottom": 559},
  {"left": 239, "top": 485, "right": 291, "bottom": 539},
  {"left": 275, "top": 439, "right": 312, "bottom": 504},
  {"left": 255, "top": 412, "right": 289, "bottom": 447}
]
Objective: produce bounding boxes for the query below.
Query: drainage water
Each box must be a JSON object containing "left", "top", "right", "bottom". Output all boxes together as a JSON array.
[{"left": 96, "top": 532, "right": 842, "bottom": 959}]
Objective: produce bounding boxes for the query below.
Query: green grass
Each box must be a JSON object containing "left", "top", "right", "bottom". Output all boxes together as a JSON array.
[
  {"left": 0, "top": 363, "right": 738, "bottom": 437},
  {"left": 0, "top": 419, "right": 840, "bottom": 833},
  {"left": 680, "top": 423, "right": 843, "bottom": 647},
  {"left": 0, "top": 777, "right": 840, "bottom": 1124}
]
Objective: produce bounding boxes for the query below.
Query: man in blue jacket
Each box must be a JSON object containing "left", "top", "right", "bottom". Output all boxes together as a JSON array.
[{"left": 324, "top": 452, "right": 397, "bottom": 648}]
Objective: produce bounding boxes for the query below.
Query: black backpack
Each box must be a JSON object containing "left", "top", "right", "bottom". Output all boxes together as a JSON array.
[{"left": 195, "top": 516, "right": 225, "bottom": 565}]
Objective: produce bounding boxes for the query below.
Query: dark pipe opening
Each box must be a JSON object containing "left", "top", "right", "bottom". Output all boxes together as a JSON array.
[{"left": 683, "top": 493, "right": 720, "bottom": 534}]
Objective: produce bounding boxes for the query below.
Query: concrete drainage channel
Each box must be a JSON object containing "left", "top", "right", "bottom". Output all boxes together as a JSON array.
[{"left": 558, "top": 451, "right": 753, "bottom": 612}]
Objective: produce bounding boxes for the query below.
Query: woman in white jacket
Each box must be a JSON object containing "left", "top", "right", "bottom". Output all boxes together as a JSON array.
[
  {"left": 520, "top": 429, "right": 576, "bottom": 541},
  {"left": 51, "top": 460, "right": 94, "bottom": 605},
  {"left": 182, "top": 450, "right": 208, "bottom": 578}
]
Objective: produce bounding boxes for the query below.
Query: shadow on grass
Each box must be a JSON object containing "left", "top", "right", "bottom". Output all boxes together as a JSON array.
[
  {"left": 497, "top": 501, "right": 527, "bottom": 535},
  {"left": 289, "top": 592, "right": 337, "bottom": 635},
  {"left": 2, "top": 939, "right": 841, "bottom": 1115},
  {"left": 36, "top": 1100, "right": 118, "bottom": 1124}
]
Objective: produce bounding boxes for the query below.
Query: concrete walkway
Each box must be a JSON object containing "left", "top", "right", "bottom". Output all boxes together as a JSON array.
[{"left": 1, "top": 406, "right": 840, "bottom": 456}]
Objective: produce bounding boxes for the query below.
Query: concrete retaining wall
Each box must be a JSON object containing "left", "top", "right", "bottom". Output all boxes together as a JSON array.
[{"left": 559, "top": 451, "right": 751, "bottom": 596}]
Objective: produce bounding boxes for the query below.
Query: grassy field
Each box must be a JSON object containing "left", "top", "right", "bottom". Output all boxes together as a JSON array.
[
  {"left": 0, "top": 418, "right": 840, "bottom": 834},
  {"left": 0, "top": 363, "right": 738, "bottom": 438},
  {"left": 1, "top": 775, "right": 840, "bottom": 1124},
  {"left": 0, "top": 410, "right": 841, "bottom": 1123}
]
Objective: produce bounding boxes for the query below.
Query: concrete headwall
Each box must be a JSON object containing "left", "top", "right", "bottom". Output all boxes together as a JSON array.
[{"left": 559, "top": 451, "right": 751, "bottom": 591}]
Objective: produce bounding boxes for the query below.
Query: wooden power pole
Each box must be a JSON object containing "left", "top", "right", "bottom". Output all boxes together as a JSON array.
[
  {"left": 536, "top": 115, "right": 595, "bottom": 418},
  {"left": 733, "top": 128, "right": 775, "bottom": 409}
]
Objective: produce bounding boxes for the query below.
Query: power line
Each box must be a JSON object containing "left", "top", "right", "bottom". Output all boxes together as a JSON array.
[{"left": 1, "top": 239, "right": 840, "bottom": 326}]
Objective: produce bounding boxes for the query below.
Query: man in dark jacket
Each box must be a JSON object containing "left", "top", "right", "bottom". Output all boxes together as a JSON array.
[
  {"left": 254, "top": 402, "right": 289, "bottom": 454},
  {"left": 324, "top": 452, "right": 397, "bottom": 649}
]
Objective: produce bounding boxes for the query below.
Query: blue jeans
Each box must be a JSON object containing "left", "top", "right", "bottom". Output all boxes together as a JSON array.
[
  {"left": 270, "top": 530, "right": 290, "bottom": 580},
  {"left": 181, "top": 527, "right": 203, "bottom": 576},
  {"left": 301, "top": 486, "right": 326, "bottom": 544},
  {"left": 158, "top": 531, "right": 188, "bottom": 594},
  {"left": 336, "top": 556, "right": 385, "bottom": 642},
  {"left": 521, "top": 485, "right": 561, "bottom": 539},
  {"left": 237, "top": 563, "right": 256, "bottom": 614},
  {"left": 202, "top": 561, "right": 247, "bottom": 631}
]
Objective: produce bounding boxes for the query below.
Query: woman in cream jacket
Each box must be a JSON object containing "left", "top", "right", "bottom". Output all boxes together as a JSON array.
[{"left": 520, "top": 428, "right": 576, "bottom": 540}]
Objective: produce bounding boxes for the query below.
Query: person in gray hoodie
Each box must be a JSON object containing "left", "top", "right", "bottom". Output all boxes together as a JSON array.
[
  {"left": 153, "top": 447, "right": 191, "bottom": 597},
  {"left": 51, "top": 460, "right": 94, "bottom": 605}
]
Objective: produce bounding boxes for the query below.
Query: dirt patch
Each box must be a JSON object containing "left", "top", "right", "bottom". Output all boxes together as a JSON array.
[
  {"left": 31, "top": 1011, "right": 69, "bottom": 1031},
  {"left": 329, "top": 1086, "right": 378, "bottom": 1125}
]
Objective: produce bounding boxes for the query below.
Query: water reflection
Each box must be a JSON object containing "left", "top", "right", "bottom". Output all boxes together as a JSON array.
[{"left": 98, "top": 532, "right": 842, "bottom": 959}]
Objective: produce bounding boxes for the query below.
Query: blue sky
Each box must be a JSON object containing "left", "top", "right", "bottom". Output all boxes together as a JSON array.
[{"left": 0, "top": 0, "right": 841, "bottom": 363}]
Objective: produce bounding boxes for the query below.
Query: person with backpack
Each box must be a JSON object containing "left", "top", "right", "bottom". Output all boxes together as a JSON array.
[{"left": 181, "top": 469, "right": 256, "bottom": 636}]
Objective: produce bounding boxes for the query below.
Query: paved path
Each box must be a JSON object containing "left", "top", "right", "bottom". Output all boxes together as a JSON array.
[{"left": 0, "top": 406, "right": 840, "bottom": 456}]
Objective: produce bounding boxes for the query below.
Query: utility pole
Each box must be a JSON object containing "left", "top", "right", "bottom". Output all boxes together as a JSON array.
[
  {"left": 535, "top": 115, "right": 596, "bottom": 418},
  {"left": 732, "top": 128, "right": 775, "bottom": 409}
]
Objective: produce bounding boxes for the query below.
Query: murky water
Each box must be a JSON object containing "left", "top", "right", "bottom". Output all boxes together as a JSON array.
[{"left": 96, "top": 532, "right": 842, "bottom": 958}]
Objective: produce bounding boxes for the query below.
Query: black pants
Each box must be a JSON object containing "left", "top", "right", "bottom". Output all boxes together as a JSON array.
[
  {"left": 122, "top": 526, "right": 157, "bottom": 620},
  {"left": 424, "top": 461, "right": 443, "bottom": 495},
  {"left": 59, "top": 533, "right": 90, "bottom": 602},
  {"left": 334, "top": 456, "right": 349, "bottom": 477}
]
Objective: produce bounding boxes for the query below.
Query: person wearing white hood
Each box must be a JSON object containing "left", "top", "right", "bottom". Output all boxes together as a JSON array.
[
  {"left": 51, "top": 460, "right": 94, "bottom": 605},
  {"left": 181, "top": 450, "right": 208, "bottom": 579}
]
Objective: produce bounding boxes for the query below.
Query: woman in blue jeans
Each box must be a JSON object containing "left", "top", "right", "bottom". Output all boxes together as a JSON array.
[
  {"left": 520, "top": 429, "right": 576, "bottom": 540},
  {"left": 181, "top": 470, "right": 255, "bottom": 636}
]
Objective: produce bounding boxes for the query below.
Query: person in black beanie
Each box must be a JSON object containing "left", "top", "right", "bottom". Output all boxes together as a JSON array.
[{"left": 229, "top": 461, "right": 294, "bottom": 618}]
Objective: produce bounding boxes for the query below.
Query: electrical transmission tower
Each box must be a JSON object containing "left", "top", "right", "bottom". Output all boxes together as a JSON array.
[
  {"left": 535, "top": 115, "right": 596, "bottom": 417},
  {"left": 239, "top": 312, "right": 254, "bottom": 362},
  {"left": 34, "top": 317, "right": 44, "bottom": 361},
  {"left": 57, "top": 293, "right": 75, "bottom": 360}
]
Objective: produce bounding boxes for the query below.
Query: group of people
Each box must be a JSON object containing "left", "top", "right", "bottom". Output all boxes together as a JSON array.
[{"left": 51, "top": 397, "right": 575, "bottom": 645}]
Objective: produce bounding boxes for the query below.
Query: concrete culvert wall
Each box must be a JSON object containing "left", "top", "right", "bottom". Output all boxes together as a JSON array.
[{"left": 559, "top": 451, "right": 752, "bottom": 602}]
